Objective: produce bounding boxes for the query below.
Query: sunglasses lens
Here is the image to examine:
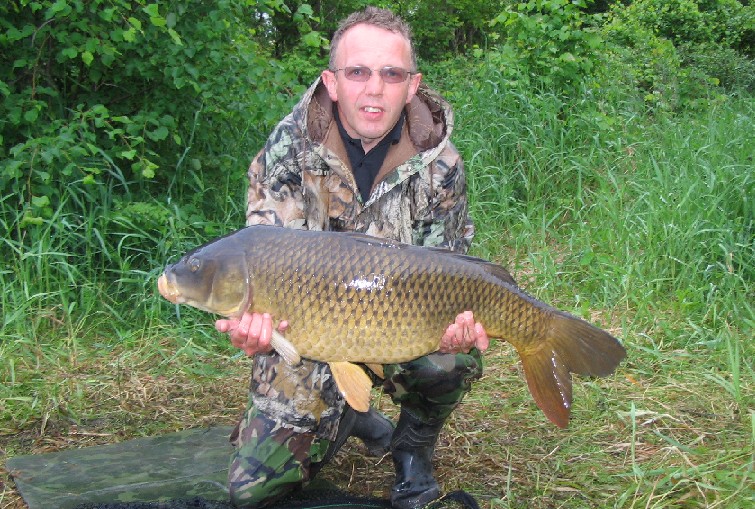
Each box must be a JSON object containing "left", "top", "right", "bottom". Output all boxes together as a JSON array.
[
  {"left": 341, "top": 67, "right": 410, "bottom": 83},
  {"left": 380, "top": 67, "right": 409, "bottom": 83},
  {"left": 344, "top": 67, "right": 370, "bottom": 82}
]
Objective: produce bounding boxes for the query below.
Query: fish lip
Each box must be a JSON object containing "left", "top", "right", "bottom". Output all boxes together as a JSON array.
[{"left": 157, "top": 273, "right": 180, "bottom": 304}]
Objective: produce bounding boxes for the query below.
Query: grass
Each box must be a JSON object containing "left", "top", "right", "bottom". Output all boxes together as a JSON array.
[{"left": 1, "top": 70, "right": 753, "bottom": 508}]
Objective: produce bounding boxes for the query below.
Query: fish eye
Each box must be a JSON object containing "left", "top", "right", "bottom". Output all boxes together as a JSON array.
[{"left": 188, "top": 257, "right": 201, "bottom": 272}]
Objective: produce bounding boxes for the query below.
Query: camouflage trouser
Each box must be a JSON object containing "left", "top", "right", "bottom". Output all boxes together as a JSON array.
[{"left": 228, "top": 349, "right": 482, "bottom": 508}]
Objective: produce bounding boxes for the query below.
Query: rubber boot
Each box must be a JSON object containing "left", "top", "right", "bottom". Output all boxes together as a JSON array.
[
  {"left": 352, "top": 407, "right": 394, "bottom": 456},
  {"left": 310, "top": 406, "right": 394, "bottom": 477},
  {"left": 390, "top": 408, "right": 444, "bottom": 509}
]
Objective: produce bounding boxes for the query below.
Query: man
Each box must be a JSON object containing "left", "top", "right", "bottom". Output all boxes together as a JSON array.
[{"left": 215, "top": 7, "right": 488, "bottom": 508}]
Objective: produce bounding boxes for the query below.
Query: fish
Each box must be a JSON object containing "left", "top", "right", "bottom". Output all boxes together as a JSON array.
[{"left": 157, "top": 224, "right": 626, "bottom": 427}]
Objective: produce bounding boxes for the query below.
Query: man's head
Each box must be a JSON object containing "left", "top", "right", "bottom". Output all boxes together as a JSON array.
[{"left": 322, "top": 7, "right": 422, "bottom": 153}]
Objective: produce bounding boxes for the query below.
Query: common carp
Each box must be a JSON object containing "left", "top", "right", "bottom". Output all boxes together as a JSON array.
[{"left": 157, "top": 225, "right": 625, "bottom": 427}]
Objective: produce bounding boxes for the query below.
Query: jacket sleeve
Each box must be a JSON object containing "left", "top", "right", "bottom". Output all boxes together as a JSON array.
[
  {"left": 415, "top": 145, "right": 475, "bottom": 254},
  {"left": 245, "top": 126, "right": 308, "bottom": 229}
]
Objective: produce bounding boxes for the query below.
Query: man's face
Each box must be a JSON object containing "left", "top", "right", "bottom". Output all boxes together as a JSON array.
[{"left": 322, "top": 23, "right": 422, "bottom": 153}]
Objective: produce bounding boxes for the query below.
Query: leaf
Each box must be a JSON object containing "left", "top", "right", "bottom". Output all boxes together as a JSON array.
[
  {"left": 24, "top": 109, "right": 39, "bottom": 122},
  {"left": 147, "top": 126, "right": 169, "bottom": 141},
  {"left": 584, "top": 32, "right": 602, "bottom": 49},
  {"left": 82, "top": 51, "right": 94, "bottom": 66},
  {"left": 168, "top": 28, "right": 183, "bottom": 46},
  {"left": 142, "top": 162, "right": 157, "bottom": 179},
  {"left": 20, "top": 213, "right": 44, "bottom": 228},
  {"left": 92, "top": 104, "right": 109, "bottom": 116},
  {"left": 123, "top": 28, "right": 137, "bottom": 43},
  {"left": 128, "top": 17, "right": 142, "bottom": 31},
  {"left": 31, "top": 195, "right": 51, "bottom": 208},
  {"left": 560, "top": 52, "right": 577, "bottom": 62},
  {"left": 301, "top": 31, "right": 322, "bottom": 48},
  {"left": 296, "top": 4, "right": 314, "bottom": 17},
  {"left": 100, "top": 7, "right": 115, "bottom": 22},
  {"left": 143, "top": 4, "right": 160, "bottom": 18},
  {"left": 47, "top": 0, "right": 69, "bottom": 18},
  {"left": 61, "top": 47, "right": 77, "bottom": 59},
  {"left": 85, "top": 38, "right": 99, "bottom": 53}
]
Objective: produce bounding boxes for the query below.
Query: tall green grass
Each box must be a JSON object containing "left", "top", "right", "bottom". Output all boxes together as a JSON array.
[
  {"left": 452, "top": 67, "right": 752, "bottom": 331},
  {"left": 443, "top": 65, "right": 753, "bottom": 507}
]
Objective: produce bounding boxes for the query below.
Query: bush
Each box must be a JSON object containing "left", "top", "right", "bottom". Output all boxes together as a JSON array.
[
  {"left": 603, "top": 0, "right": 755, "bottom": 102},
  {"left": 491, "top": 0, "right": 605, "bottom": 96},
  {"left": 0, "top": 0, "right": 319, "bottom": 230}
]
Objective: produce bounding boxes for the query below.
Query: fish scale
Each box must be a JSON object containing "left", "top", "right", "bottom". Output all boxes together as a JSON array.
[
  {"left": 158, "top": 224, "right": 626, "bottom": 427},
  {"left": 251, "top": 231, "right": 499, "bottom": 363}
]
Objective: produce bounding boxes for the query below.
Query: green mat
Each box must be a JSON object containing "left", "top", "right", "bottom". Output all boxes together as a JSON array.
[
  {"left": 7, "top": 426, "right": 233, "bottom": 509},
  {"left": 7, "top": 426, "right": 479, "bottom": 509}
]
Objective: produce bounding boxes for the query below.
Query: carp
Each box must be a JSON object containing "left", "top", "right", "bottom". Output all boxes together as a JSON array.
[{"left": 157, "top": 225, "right": 625, "bottom": 427}]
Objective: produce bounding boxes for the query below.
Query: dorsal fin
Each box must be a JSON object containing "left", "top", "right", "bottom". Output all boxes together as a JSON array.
[
  {"left": 342, "top": 232, "right": 519, "bottom": 287},
  {"left": 341, "top": 232, "right": 405, "bottom": 250},
  {"left": 423, "top": 247, "right": 519, "bottom": 286}
]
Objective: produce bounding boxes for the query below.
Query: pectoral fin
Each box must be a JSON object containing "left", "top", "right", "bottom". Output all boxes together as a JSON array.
[
  {"left": 329, "top": 361, "right": 372, "bottom": 412},
  {"left": 271, "top": 330, "right": 302, "bottom": 365}
]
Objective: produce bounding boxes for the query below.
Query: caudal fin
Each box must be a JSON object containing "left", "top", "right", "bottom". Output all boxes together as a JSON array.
[{"left": 518, "top": 311, "right": 626, "bottom": 428}]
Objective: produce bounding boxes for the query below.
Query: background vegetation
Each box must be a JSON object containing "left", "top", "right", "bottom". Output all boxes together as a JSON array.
[{"left": 1, "top": 1, "right": 752, "bottom": 508}]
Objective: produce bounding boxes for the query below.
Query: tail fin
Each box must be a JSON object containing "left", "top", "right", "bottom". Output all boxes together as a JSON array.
[{"left": 518, "top": 311, "right": 626, "bottom": 428}]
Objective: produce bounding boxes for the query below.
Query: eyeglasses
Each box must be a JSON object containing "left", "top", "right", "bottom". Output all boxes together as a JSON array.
[{"left": 331, "top": 66, "right": 416, "bottom": 84}]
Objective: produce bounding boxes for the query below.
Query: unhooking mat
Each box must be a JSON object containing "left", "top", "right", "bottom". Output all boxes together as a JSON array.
[
  {"left": 7, "top": 426, "right": 234, "bottom": 509},
  {"left": 7, "top": 426, "right": 479, "bottom": 509}
]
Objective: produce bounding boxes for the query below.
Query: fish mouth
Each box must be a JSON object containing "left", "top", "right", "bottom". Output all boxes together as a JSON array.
[{"left": 157, "top": 273, "right": 180, "bottom": 304}]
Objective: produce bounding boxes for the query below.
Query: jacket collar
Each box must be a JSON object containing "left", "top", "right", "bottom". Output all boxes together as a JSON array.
[{"left": 303, "top": 77, "right": 451, "bottom": 153}]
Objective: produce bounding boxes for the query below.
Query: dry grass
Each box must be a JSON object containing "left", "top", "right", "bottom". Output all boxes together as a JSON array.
[
  {"left": 0, "top": 335, "right": 250, "bottom": 509},
  {"left": 2, "top": 324, "right": 752, "bottom": 509}
]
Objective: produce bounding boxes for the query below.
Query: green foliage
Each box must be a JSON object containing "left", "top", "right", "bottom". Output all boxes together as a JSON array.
[
  {"left": 0, "top": 0, "right": 318, "bottom": 227},
  {"left": 491, "top": 0, "right": 605, "bottom": 95},
  {"left": 603, "top": 0, "right": 755, "bottom": 105},
  {"left": 4, "top": 45, "right": 753, "bottom": 508},
  {"left": 438, "top": 52, "right": 752, "bottom": 339},
  {"left": 396, "top": 0, "right": 508, "bottom": 59},
  {"left": 618, "top": 0, "right": 751, "bottom": 48},
  {"left": 257, "top": 0, "right": 509, "bottom": 62},
  {"left": 0, "top": 0, "right": 323, "bottom": 344}
]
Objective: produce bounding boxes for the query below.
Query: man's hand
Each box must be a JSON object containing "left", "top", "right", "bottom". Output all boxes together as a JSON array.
[
  {"left": 215, "top": 312, "right": 288, "bottom": 357},
  {"left": 439, "top": 311, "right": 489, "bottom": 354}
]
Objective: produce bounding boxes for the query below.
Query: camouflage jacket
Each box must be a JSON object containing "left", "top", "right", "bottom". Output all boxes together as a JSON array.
[{"left": 245, "top": 77, "right": 474, "bottom": 251}]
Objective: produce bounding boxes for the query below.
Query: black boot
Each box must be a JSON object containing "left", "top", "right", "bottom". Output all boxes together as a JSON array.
[
  {"left": 390, "top": 409, "right": 444, "bottom": 509},
  {"left": 352, "top": 407, "right": 394, "bottom": 456},
  {"left": 310, "top": 406, "right": 394, "bottom": 477}
]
